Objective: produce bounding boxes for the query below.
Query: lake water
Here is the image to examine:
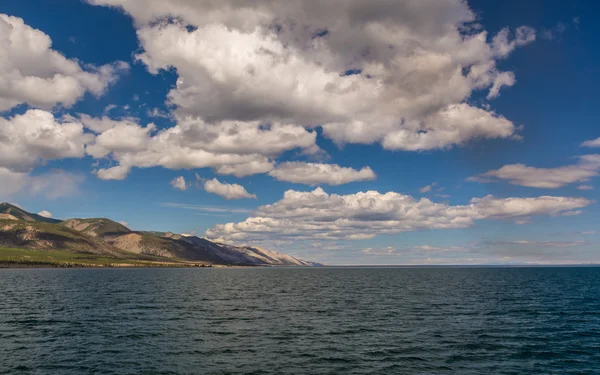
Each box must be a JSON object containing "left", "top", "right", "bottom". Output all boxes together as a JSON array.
[{"left": 1, "top": 267, "right": 599, "bottom": 374}]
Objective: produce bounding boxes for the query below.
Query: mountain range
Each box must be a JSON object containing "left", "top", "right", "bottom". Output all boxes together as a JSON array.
[{"left": 0, "top": 203, "right": 316, "bottom": 267}]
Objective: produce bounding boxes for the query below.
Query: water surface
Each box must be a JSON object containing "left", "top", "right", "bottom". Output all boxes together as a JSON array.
[{"left": 1, "top": 267, "right": 599, "bottom": 374}]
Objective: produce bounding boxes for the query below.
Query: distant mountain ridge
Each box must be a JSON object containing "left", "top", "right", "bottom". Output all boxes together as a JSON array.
[
  {"left": 0, "top": 203, "right": 61, "bottom": 224},
  {"left": 0, "top": 203, "right": 317, "bottom": 266}
]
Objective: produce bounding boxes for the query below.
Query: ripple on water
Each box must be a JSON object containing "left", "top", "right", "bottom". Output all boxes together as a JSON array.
[{"left": 0, "top": 267, "right": 600, "bottom": 374}]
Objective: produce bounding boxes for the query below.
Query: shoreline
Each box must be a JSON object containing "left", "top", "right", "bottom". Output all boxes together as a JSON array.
[
  {"left": 3, "top": 262, "right": 600, "bottom": 269},
  {"left": 0, "top": 261, "right": 214, "bottom": 269}
]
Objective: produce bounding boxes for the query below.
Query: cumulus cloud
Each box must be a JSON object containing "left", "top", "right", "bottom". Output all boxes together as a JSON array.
[
  {"left": 86, "top": 121, "right": 155, "bottom": 159},
  {"left": 215, "top": 160, "right": 275, "bottom": 178},
  {"left": 0, "top": 168, "right": 84, "bottom": 199},
  {"left": 0, "top": 14, "right": 127, "bottom": 111},
  {"left": 95, "top": 165, "right": 130, "bottom": 181},
  {"left": 170, "top": 176, "right": 186, "bottom": 191},
  {"left": 205, "top": 187, "right": 590, "bottom": 242},
  {"left": 79, "top": 114, "right": 139, "bottom": 133},
  {"left": 82, "top": 116, "right": 316, "bottom": 179},
  {"left": 268, "top": 162, "right": 376, "bottom": 185},
  {"left": 468, "top": 155, "right": 600, "bottom": 188},
  {"left": 0, "top": 110, "right": 93, "bottom": 172},
  {"left": 327, "top": 104, "right": 518, "bottom": 151},
  {"left": 582, "top": 137, "right": 600, "bottom": 148},
  {"left": 203, "top": 178, "right": 257, "bottom": 200},
  {"left": 37, "top": 210, "right": 53, "bottom": 218},
  {"left": 89, "top": 0, "right": 534, "bottom": 151}
]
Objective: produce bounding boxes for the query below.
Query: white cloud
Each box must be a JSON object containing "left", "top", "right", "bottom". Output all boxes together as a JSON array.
[
  {"left": 0, "top": 110, "right": 93, "bottom": 172},
  {"left": 118, "top": 220, "right": 129, "bottom": 228},
  {"left": 169, "top": 119, "right": 318, "bottom": 157},
  {"left": 0, "top": 14, "right": 127, "bottom": 111},
  {"left": 203, "top": 178, "right": 256, "bottom": 200},
  {"left": 170, "top": 176, "right": 186, "bottom": 191},
  {"left": 268, "top": 162, "right": 376, "bottom": 185},
  {"left": 361, "top": 244, "right": 466, "bottom": 256},
  {"left": 95, "top": 165, "right": 130, "bottom": 181},
  {"left": 361, "top": 247, "right": 397, "bottom": 256},
  {"left": 104, "top": 104, "right": 118, "bottom": 114},
  {"left": 0, "top": 168, "right": 84, "bottom": 199},
  {"left": 469, "top": 155, "right": 600, "bottom": 188},
  {"left": 215, "top": 160, "right": 275, "bottom": 178},
  {"left": 147, "top": 107, "right": 171, "bottom": 119},
  {"left": 89, "top": 0, "right": 534, "bottom": 151},
  {"left": 419, "top": 182, "right": 437, "bottom": 193},
  {"left": 357, "top": 237, "right": 591, "bottom": 265},
  {"left": 485, "top": 239, "right": 588, "bottom": 248},
  {"left": 491, "top": 26, "right": 536, "bottom": 57},
  {"left": 577, "top": 185, "right": 594, "bottom": 190},
  {"left": 514, "top": 219, "right": 531, "bottom": 225},
  {"left": 582, "top": 137, "right": 600, "bottom": 148},
  {"left": 86, "top": 121, "right": 155, "bottom": 159},
  {"left": 37, "top": 210, "right": 53, "bottom": 218},
  {"left": 371, "top": 104, "right": 517, "bottom": 151},
  {"left": 79, "top": 114, "right": 140, "bottom": 133},
  {"left": 487, "top": 71, "right": 515, "bottom": 99},
  {"left": 160, "top": 202, "right": 252, "bottom": 213},
  {"left": 83, "top": 116, "right": 316, "bottom": 179},
  {"left": 206, "top": 187, "right": 590, "bottom": 242}
]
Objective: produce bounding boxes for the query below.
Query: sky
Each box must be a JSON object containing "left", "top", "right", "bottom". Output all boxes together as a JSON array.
[{"left": 1, "top": 0, "right": 599, "bottom": 265}]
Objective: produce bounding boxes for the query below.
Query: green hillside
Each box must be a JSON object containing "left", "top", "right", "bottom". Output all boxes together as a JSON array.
[
  {"left": 0, "top": 218, "right": 124, "bottom": 256},
  {"left": 0, "top": 247, "right": 210, "bottom": 268},
  {"left": 61, "top": 218, "right": 131, "bottom": 237},
  {"left": 0, "top": 203, "right": 61, "bottom": 224}
]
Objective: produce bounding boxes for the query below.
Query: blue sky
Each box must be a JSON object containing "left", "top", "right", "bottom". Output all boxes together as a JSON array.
[{"left": 1, "top": 0, "right": 599, "bottom": 265}]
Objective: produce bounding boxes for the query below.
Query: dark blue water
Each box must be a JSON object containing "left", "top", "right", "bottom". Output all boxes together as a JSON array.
[{"left": 1, "top": 267, "right": 599, "bottom": 374}]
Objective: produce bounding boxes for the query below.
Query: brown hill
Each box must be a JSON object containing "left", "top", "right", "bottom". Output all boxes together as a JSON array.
[{"left": 0, "top": 204, "right": 316, "bottom": 266}]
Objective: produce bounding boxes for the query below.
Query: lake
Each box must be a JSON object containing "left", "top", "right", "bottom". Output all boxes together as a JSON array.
[{"left": 1, "top": 267, "right": 599, "bottom": 374}]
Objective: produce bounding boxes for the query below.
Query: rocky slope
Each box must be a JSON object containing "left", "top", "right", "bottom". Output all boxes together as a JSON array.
[
  {"left": 0, "top": 219, "right": 125, "bottom": 257},
  {"left": 0, "top": 203, "right": 315, "bottom": 266},
  {"left": 167, "top": 233, "right": 316, "bottom": 266}
]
